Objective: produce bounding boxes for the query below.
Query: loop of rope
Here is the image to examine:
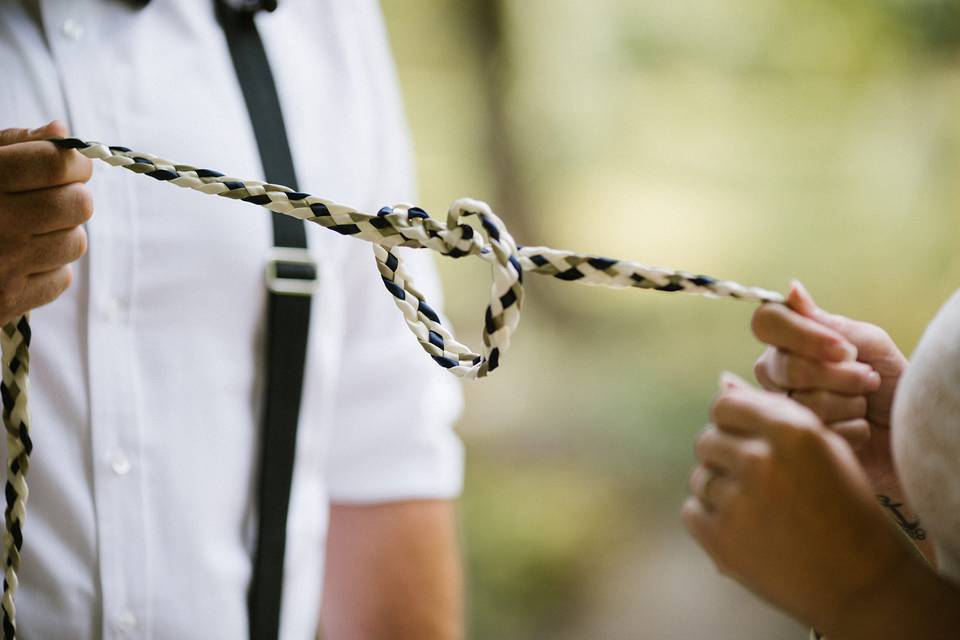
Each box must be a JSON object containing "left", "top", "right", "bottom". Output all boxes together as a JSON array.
[
  {"left": 0, "top": 137, "right": 785, "bottom": 636},
  {"left": 374, "top": 198, "right": 524, "bottom": 378},
  {"left": 48, "top": 137, "right": 783, "bottom": 378}
]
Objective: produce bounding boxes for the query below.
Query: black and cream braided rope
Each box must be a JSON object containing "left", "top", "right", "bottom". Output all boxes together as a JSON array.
[
  {"left": 51, "top": 137, "right": 783, "bottom": 376},
  {"left": 0, "top": 137, "right": 785, "bottom": 636},
  {"left": 0, "top": 315, "right": 30, "bottom": 639}
]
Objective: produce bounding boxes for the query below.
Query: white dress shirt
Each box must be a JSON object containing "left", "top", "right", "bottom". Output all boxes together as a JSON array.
[{"left": 0, "top": 1, "right": 464, "bottom": 638}]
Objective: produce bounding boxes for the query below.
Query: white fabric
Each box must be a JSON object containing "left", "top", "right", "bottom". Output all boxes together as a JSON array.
[
  {"left": 0, "top": 1, "right": 464, "bottom": 638},
  {"left": 892, "top": 288, "right": 960, "bottom": 586}
]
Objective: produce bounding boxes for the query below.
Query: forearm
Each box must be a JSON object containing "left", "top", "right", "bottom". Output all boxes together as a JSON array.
[
  {"left": 320, "top": 500, "right": 464, "bottom": 640},
  {"left": 873, "top": 490, "right": 936, "bottom": 565},
  {"left": 825, "top": 553, "right": 960, "bottom": 640}
]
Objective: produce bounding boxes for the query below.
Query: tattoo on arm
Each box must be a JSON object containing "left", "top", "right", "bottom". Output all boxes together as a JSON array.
[{"left": 877, "top": 495, "right": 927, "bottom": 541}]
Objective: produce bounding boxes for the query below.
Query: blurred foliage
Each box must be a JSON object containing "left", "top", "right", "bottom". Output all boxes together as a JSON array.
[{"left": 380, "top": 1, "right": 960, "bottom": 638}]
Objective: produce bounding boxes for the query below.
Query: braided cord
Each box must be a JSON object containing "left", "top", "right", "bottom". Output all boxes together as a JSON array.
[
  {"left": 51, "top": 137, "right": 783, "bottom": 379},
  {"left": 0, "top": 137, "right": 784, "bottom": 636},
  {"left": 0, "top": 316, "right": 31, "bottom": 640}
]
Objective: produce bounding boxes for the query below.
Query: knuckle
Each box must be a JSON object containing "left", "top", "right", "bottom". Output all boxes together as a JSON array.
[
  {"left": 42, "top": 266, "right": 73, "bottom": 305},
  {"left": 741, "top": 440, "right": 771, "bottom": 467},
  {"left": 72, "top": 184, "right": 94, "bottom": 222},
  {"left": 784, "top": 419, "right": 824, "bottom": 450},
  {"left": 68, "top": 227, "right": 88, "bottom": 262},
  {"left": 681, "top": 497, "right": 704, "bottom": 533},
  {"left": 796, "top": 390, "right": 827, "bottom": 415},
  {"left": 860, "top": 323, "right": 889, "bottom": 347},
  {"left": 753, "top": 350, "right": 773, "bottom": 378},
  {"left": 842, "top": 367, "right": 871, "bottom": 393},
  {"left": 75, "top": 154, "right": 93, "bottom": 183},
  {"left": 43, "top": 150, "right": 70, "bottom": 186},
  {"left": 0, "top": 129, "right": 29, "bottom": 148},
  {"left": 60, "top": 265, "right": 74, "bottom": 293},
  {"left": 852, "top": 395, "right": 868, "bottom": 416},
  {"left": 782, "top": 357, "right": 810, "bottom": 388},
  {"left": 750, "top": 307, "right": 774, "bottom": 339},
  {"left": 0, "top": 275, "right": 25, "bottom": 315},
  {"left": 693, "top": 427, "right": 714, "bottom": 460},
  {"left": 711, "top": 391, "right": 740, "bottom": 422}
]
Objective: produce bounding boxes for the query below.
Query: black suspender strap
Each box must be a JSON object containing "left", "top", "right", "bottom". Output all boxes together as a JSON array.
[{"left": 215, "top": 2, "right": 316, "bottom": 638}]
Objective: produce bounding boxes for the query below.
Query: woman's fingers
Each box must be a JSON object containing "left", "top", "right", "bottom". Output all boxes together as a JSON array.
[
  {"left": 711, "top": 384, "right": 821, "bottom": 438},
  {"left": 789, "top": 390, "right": 867, "bottom": 423},
  {"left": 687, "top": 465, "right": 738, "bottom": 512},
  {"left": 765, "top": 351, "right": 880, "bottom": 395},
  {"left": 752, "top": 301, "right": 856, "bottom": 363},
  {"left": 694, "top": 424, "right": 768, "bottom": 474},
  {"left": 753, "top": 347, "right": 783, "bottom": 392},
  {"left": 825, "top": 418, "right": 871, "bottom": 451}
]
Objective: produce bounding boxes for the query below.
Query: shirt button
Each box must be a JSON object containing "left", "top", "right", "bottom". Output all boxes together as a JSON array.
[
  {"left": 114, "top": 610, "right": 137, "bottom": 633},
  {"left": 110, "top": 451, "right": 131, "bottom": 476},
  {"left": 60, "top": 18, "right": 84, "bottom": 41},
  {"left": 99, "top": 297, "right": 122, "bottom": 322}
]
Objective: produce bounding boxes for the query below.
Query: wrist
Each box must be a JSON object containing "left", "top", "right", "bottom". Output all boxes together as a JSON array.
[{"left": 824, "top": 550, "right": 959, "bottom": 640}]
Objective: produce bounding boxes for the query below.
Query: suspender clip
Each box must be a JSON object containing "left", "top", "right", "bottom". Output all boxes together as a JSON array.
[{"left": 265, "top": 247, "right": 319, "bottom": 297}]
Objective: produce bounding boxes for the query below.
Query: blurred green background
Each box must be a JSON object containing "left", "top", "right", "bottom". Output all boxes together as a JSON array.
[{"left": 379, "top": 1, "right": 960, "bottom": 638}]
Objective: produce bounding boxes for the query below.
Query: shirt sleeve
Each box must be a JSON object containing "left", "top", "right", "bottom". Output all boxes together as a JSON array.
[
  {"left": 324, "top": 244, "right": 465, "bottom": 504},
  {"left": 322, "top": 0, "right": 463, "bottom": 503}
]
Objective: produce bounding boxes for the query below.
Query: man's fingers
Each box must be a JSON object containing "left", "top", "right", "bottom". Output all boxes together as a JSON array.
[
  {"left": 6, "top": 121, "right": 71, "bottom": 146},
  {"left": 0, "top": 140, "right": 93, "bottom": 192},
  {"left": 752, "top": 302, "right": 855, "bottom": 363},
  {"left": 788, "top": 390, "right": 867, "bottom": 423},
  {"left": 0, "top": 183, "right": 94, "bottom": 234},
  {"left": 767, "top": 352, "right": 881, "bottom": 395},
  {"left": 14, "top": 265, "right": 73, "bottom": 315},
  {"left": 21, "top": 227, "right": 88, "bottom": 273},
  {"left": 0, "top": 121, "right": 69, "bottom": 147},
  {"left": 826, "top": 419, "right": 871, "bottom": 451}
]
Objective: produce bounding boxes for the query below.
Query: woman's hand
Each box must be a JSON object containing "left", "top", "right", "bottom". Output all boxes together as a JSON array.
[
  {"left": 752, "top": 282, "right": 907, "bottom": 493},
  {"left": 683, "top": 373, "right": 915, "bottom": 633}
]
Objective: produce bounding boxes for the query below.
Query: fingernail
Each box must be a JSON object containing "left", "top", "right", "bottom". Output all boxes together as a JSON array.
[
  {"left": 719, "top": 371, "right": 749, "bottom": 390},
  {"left": 791, "top": 279, "right": 812, "bottom": 301},
  {"left": 867, "top": 371, "right": 882, "bottom": 390}
]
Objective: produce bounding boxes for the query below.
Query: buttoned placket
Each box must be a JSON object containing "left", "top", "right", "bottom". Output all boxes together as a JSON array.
[{"left": 40, "top": 1, "right": 151, "bottom": 637}]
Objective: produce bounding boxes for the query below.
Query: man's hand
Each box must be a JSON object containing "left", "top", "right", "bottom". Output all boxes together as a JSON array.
[
  {"left": 684, "top": 374, "right": 960, "bottom": 640},
  {"left": 752, "top": 281, "right": 907, "bottom": 492},
  {"left": 684, "top": 374, "right": 920, "bottom": 634},
  {"left": 0, "top": 121, "right": 93, "bottom": 326}
]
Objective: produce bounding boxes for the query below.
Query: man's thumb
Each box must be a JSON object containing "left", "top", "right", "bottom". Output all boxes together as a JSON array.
[{"left": 0, "top": 120, "right": 69, "bottom": 147}]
